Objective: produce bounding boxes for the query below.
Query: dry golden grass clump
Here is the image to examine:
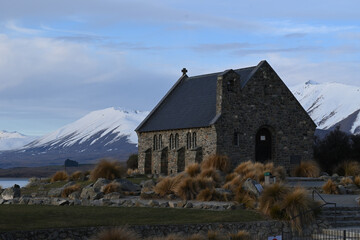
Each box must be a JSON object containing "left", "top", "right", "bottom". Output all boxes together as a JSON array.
[
  {"left": 61, "top": 184, "right": 81, "bottom": 198},
  {"left": 228, "top": 230, "right": 251, "bottom": 240},
  {"left": 127, "top": 168, "right": 140, "bottom": 176},
  {"left": 223, "top": 175, "right": 243, "bottom": 192},
  {"left": 154, "top": 173, "right": 187, "bottom": 197},
  {"left": 91, "top": 226, "right": 139, "bottom": 240},
  {"left": 50, "top": 171, "right": 69, "bottom": 183},
  {"left": 234, "top": 187, "right": 256, "bottom": 209},
  {"left": 196, "top": 188, "right": 214, "bottom": 201},
  {"left": 90, "top": 159, "right": 126, "bottom": 181},
  {"left": 201, "top": 155, "right": 231, "bottom": 173},
  {"left": 293, "top": 160, "right": 320, "bottom": 178},
  {"left": 199, "top": 168, "right": 222, "bottom": 184},
  {"left": 185, "top": 233, "right": 206, "bottom": 240},
  {"left": 354, "top": 176, "right": 360, "bottom": 187},
  {"left": 103, "top": 182, "right": 122, "bottom": 194},
  {"left": 259, "top": 183, "right": 290, "bottom": 216},
  {"left": 186, "top": 163, "right": 201, "bottom": 177},
  {"left": 234, "top": 161, "right": 285, "bottom": 183},
  {"left": 322, "top": 179, "right": 338, "bottom": 194},
  {"left": 341, "top": 177, "right": 353, "bottom": 185},
  {"left": 282, "top": 187, "right": 315, "bottom": 232},
  {"left": 336, "top": 161, "right": 360, "bottom": 176},
  {"left": 69, "top": 171, "right": 84, "bottom": 181},
  {"left": 207, "top": 230, "right": 220, "bottom": 240}
]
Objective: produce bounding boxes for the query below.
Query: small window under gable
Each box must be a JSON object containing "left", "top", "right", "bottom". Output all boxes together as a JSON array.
[{"left": 227, "top": 78, "right": 236, "bottom": 91}]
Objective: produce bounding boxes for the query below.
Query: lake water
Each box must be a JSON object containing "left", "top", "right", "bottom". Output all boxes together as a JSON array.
[{"left": 0, "top": 178, "right": 29, "bottom": 188}]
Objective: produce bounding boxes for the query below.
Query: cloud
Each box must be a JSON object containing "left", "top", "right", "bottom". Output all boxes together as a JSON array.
[{"left": 4, "top": 21, "right": 41, "bottom": 34}]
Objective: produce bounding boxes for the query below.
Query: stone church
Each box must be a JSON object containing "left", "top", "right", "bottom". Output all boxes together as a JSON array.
[{"left": 136, "top": 61, "right": 316, "bottom": 175}]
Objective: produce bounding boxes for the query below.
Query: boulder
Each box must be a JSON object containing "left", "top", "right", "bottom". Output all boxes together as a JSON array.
[
  {"left": 93, "top": 178, "right": 110, "bottom": 192},
  {"left": 337, "top": 185, "right": 346, "bottom": 195},
  {"left": 103, "top": 192, "right": 122, "bottom": 200},
  {"left": 63, "top": 181, "right": 76, "bottom": 188},
  {"left": 168, "top": 201, "right": 177, "bottom": 208},
  {"left": 48, "top": 188, "right": 63, "bottom": 197},
  {"left": 80, "top": 185, "right": 98, "bottom": 200},
  {"left": 184, "top": 202, "right": 193, "bottom": 208},
  {"left": 1, "top": 184, "right": 21, "bottom": 200},
  {"left": 142, "top": 179, "right": 156, "bottom": 191},
  {"left": 140, "top": 191, "right": 159, "bottom": 199},
  {"left": 148, "top": 200, "right": 159, "bottom": 207},
  {"left": 68, "top": 191, "right": 81, "bottom": 200},
  {"left": 58, "top": 199, "right": 69, "bottom": 206},
  {"left": 242, "top": 178, "right": 263, "bottom": 197},
  {"left": 113, "top": 179, "right": 141, "bottom": 192}
]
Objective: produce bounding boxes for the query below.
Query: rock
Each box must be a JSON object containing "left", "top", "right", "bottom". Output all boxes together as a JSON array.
[
  {"left": 320, "top": 172, "right": 329, "bottom": 176},
  {"left": 68, "top": 191, "right": 81, "bottom": 200},
  {"left": 177, "top": 200, "right": 187, "bottom": 208},
  {"left": 19, "top": 196, "right": 31, "bottom": 205},
  {"left": 148, "top": 200, "right": 159, "bottom": 207},
  {"left": 48, "top": 188, "right": 63, "bottom": 197},
  {"left": 103, "top": 192, "right": 122, "bottom": 200},
  {"left": 142, "top": 179, "right": 156, "bottom": 191},
  {"left": 93, "top": 178, "right": 110, "bottom": 192},
  {"left": 113, "top": 179, "right": 141, "bottom": 192},
  {"left": 242, "top": 178, "right": 263, "bottom": 197},
  {"left": 184, "top": 202, "right": 193, "bottom": 208},
  {"left": 73, "top": 199, "right": 82, "bottom": 205},
  {"left": 160, "top": 202, "right": 169, "bottom": 208},
  {"left": 140, "top": 191, "right": 158, "bottom": 199},
  {"left": 80, "top": 185, "right": 98, "bottom": 200},
  {"left": 58, "top": 200, "right": 69, "bottom": 206},
  {"left": 168, "top": 201, "right": 177, "bottom": 208},
  {"left": 0, "top": 199, "right": 5, "bottom": 204},
  {"left": 1, "top": 184, "right": 21, "bottom": 200},
  {"left": 338, "top": 185, "right": 346, "bottom": 194},
  {"left": 166, "top": 194, "right": 177, "bottom": 200}
]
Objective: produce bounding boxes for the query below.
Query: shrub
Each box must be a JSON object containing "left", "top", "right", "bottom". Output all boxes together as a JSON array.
[
  {"left": 196, "top": 188, "right": 214, "bottom": 201},
  {"left": 207, "top": 231, "right": 221, "bottom": 240},
  {"left": 61, "top": 184, "right": 81, "bottom": 198},
  {"left": 225, "top": 172, "right": 238, "bottom": 182},
  {"left": 199, "top": 168, "right": 221, "bottom": 184},
  {"left": 341, "top": 177, "right": 353, "bottom": 185},
  {"left": 91, "top": 226, "right": 138, "bottom": 240},
  {"left": 223, "top": 175, "right": 243, "bottom": 192},
  {"left": 174, "top": 177, "right": 199, "bottom": 200},
  {"left": 259, "top": 183, "right": 290, "bottom": 216},
  {"left": 50, "top": 171, "right": 69, "bottom": 183},
  {"left": 228, "top": 230, "right": 251, "bottom": 240},
  {"left": 90, "top": 159, "right": 126, "bottom": 181},
  {"left": 282, "top": 187, "right": 315, "bottom": 232},
  {"left": 69, "top": 171, "right": 84, "bottom": 181},
  {"left": 234, "top": 187, "right": 256, "bottom": 209},
  {"left": 269, "top": 204, "right": 286, "bottom": 220},
  {"left": 103, "top": 182, "right": 122, "bottom": 194},
  {"left": 186, "top": 163, "right": 201, "bottom": 177},
  {"left": 201, "top": 155, "right": 231, "bottom": 173},
  {"left": 335, "top": 160, "right": 360, "bottom": 176},
  {"left": 354, "top": 176, "right": 360, "bottom": 187},
  {"left": 126, "top": 154, "right": 138, "bottom": 170},
  {"left": 293, "top": 160, "right": 320, "bottom": 178},
  {"left": 154, "top": 173, "right": 186, "bottom": 197},
  {"left": 322, "top": 179, "right": 338, "bottom": 194}
]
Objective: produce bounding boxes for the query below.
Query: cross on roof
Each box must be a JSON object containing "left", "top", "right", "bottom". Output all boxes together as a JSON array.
[{"left": 181, "top": 68, "right": 188, "bottom": 75}]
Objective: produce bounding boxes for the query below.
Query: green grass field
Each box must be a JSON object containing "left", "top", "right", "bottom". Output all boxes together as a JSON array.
[{"left": 0, "top": 205, "right": 263, "bottom": 231}]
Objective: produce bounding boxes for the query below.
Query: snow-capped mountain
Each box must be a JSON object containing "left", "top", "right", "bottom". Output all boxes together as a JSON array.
[
  {"left": 0, "top": 131, "right": 38, "bottom": 151},
  {"left": 26, "top": 107, "right": 148, "bottom": 148},
  {"left": 0, "top": 108, "right": 148, "bottom": 168},
  {"left": 291, "top": 81, "right": 360, "bottom": 135}
]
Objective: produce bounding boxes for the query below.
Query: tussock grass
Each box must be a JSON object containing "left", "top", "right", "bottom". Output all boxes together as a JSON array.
[
  {"left": 207, "top": 230, "right": 220, "bottom": 240},
  {"left": 341, "top": 177, "right": 353, "bottom": 185},
  {"left": 199, "top": 168, "right": 221, "bottom": 184},
  {"left": 223, "top": 175, "right": 243, "bottom": 192},
  {"left": 127, "top": 168, "right": 140, "bottom": 176},
  {"left": 91, "top": 226, "right": 138, "bottom": 240},
  {"left": 234, "top": 161, "right": 285, "bottom": 183},
  {"left": 103, "top": 182, "right": 122, "bottom": 194},
  {"left": 154, "top": 173, "right": 187, "bottom": 197},
  {"left": 282, "top": 187, "right": 315, "bottom": 232},
  {"left": 69, "top": 171, "right": 84, "bottom": 181},
  {"left": 185, "top": 233, "right": 206, "bottom": 240},
  {"left": 186, "top": 163, "right": 201, "bottom": 177},
  {"left": 174, "top": 177, "right": 199, "bottom": 200},
  {"left": 90, "top": 159, "right": 126, "bottom": 181},
  {"left": 259, "top": 183, "right": 290, "bottom": 216},
  {"left": 50, "top": 171, "right": 68, "bottom": 183},
  {"left": 61, "top": 184, "right": 81, "bottom": 198},
  {"left": 228, "top": 230, "right": 251, "bottom": 240},
  {"left": 336, "top": 161, "right": 360, "bottom": 176},
  {"left": 196, "top": 188, "right": 214, "bottom": 201},
  {"left": 293, "top": 161, "right": 320, "bottom": 178},
  {"left": 322, "top": 179, "right": 338, "bottom": 194},
  {"left": 201, "top": 155, "right": 231, "bottom": 173},
  {"left": 354, "top": 176, "right": 360, "bottom": 187}
]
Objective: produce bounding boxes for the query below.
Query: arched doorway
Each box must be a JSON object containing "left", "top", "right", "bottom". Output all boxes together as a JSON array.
[
  {"left": 255, "top": 127, "right": 272, "bottom": 163},
  {"left": 177, "top": 147, "right": 185, "bottom": 173},
  {"left": 144, "top": 149, "right": 152, "bottom": 174}
]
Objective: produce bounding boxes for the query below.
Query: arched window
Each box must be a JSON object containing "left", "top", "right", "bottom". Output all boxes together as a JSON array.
[
  {"left": 169, "top": 134, "right": 174, "bottom": 149},
  {"left": 192, "top": 132, "right": 197, "bottom": 148},
  {"left": 159, "top": 134, "right": 162, "bottom": 149},
  {"left": 175, "top": 133, "right": 179, "bottom": 149},
  {"left": 186, "top": 132, "right": 191, "bottom": 149},
  {"left": 153, "top": 135, "right": 157, "bottom": 150}
]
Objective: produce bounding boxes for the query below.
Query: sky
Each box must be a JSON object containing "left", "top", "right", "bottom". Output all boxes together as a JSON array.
[{"left": 0, "top": 0, "right": 359, "bottom": 136}]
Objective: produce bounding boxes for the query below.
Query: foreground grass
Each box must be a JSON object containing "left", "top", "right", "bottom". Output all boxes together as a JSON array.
[{"left": 0, "top": 205, "right": 263, "bottom": 231}]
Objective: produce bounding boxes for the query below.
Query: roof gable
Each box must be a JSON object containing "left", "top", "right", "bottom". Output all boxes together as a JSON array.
[{"left": 136, "top": 65, "right": 256, "bottom": 133}]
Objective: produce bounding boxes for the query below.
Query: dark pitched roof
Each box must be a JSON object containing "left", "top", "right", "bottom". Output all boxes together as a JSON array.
[{"left": 136, "top": 65, "right": 257, "bottom": 133}]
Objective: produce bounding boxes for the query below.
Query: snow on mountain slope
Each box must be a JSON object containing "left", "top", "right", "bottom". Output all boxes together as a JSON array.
[
  {"left": 0, "top": 131, "right": 38, "bottom": 150},
  {"left": 291, "top": 81, "right": 360, "bottom": 134},
  {"left": 27, "top": 107, "right": 149, "bottom": 148}
]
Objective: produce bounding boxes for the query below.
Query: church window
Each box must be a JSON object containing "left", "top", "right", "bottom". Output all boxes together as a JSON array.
[
  {"left": 175, "top": 133, "right": 179, "bottom": 149},
  {"left": 153, "top": 135, "right": 158, "bottom": 150},
  {"left": 227, "top": 78, "right": 236, "bottom": 91},
  {"left": 192, "top": 132, "right": 197, "bottom": 148},
  {"left": 169, "top": 134, "right": 174, "bottom": 149},
  {"left": 159, "top": 134, "right": 162, "bottom": 149},
  {"left": 186, "top": 132, "right": 191, "bottom": 149}
]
